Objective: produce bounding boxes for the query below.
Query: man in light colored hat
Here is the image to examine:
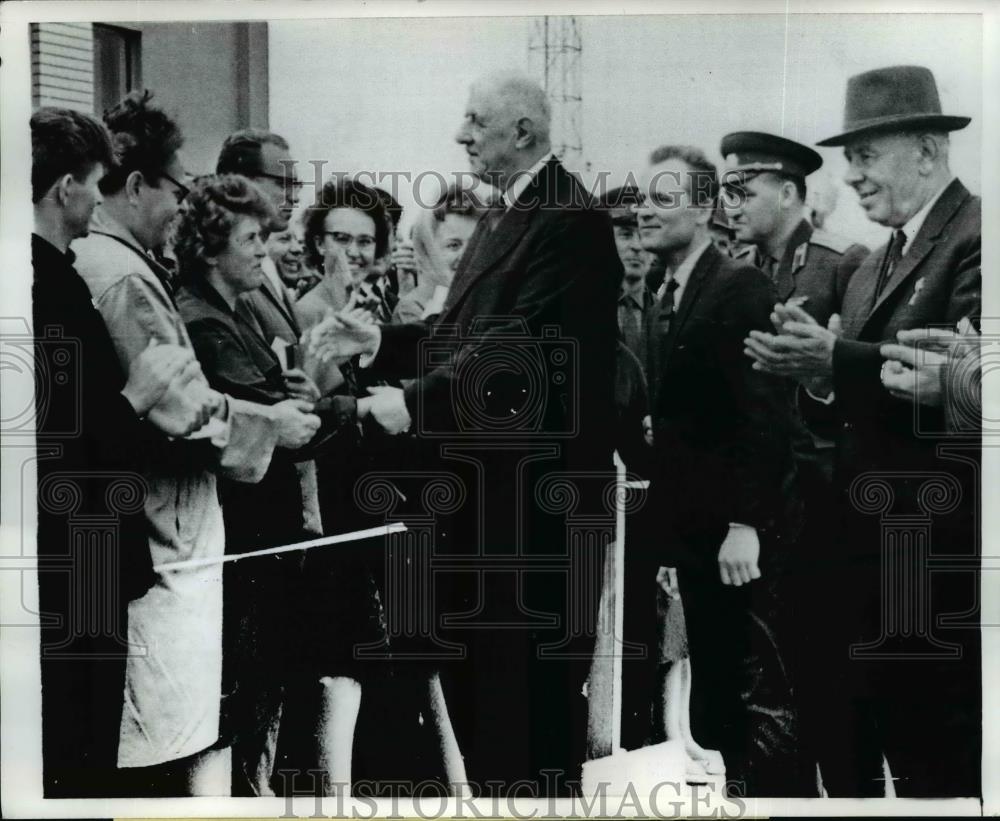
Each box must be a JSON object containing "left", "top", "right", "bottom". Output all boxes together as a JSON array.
[{"left": 744, "top": 65, "right": 981, "bottom": 798}]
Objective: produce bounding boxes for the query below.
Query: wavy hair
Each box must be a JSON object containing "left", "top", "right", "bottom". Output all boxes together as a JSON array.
[
  {"left": 303, "top": 176, "right": 390, "bottom": 271},
  {"left": 99, "top": 90, "right": 184, "bottom": 195},
  {"left": 173, "top": 174, "right": 276, "bottom": 285}
]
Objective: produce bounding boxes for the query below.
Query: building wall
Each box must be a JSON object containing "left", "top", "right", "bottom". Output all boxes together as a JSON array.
[
  {"left": 30, "top": 21, "right": 269, "bottom": 175},
  {"left": 31, "top": 23, "right": 95, "bottom": 111},
  {"left": 139, "top": 22, "right": 269, "bottom": 174}
]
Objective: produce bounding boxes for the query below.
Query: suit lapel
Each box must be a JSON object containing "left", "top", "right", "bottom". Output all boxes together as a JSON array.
[
  {"left": 842, "top": 251, "right": 881, "bottom": 339},
  {"left": 659, "top": 244, "right": 717, "bottom": 363},
  {"left": 262, "top": 280, "right": 301, "bottom": 337},
  {"left": 440, "top": 160, "right": 564, "bottom": 320},
  {"left": 864, "top": 179, "right": 970, "bottom": 328},
  {"left": 441, "top": 206, "right": 535, "bottom": 317}
]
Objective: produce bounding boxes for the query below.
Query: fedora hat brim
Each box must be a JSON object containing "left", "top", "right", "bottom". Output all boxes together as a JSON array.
[{"left": 817, "top": 113, "right": 971, "bottom": 147}]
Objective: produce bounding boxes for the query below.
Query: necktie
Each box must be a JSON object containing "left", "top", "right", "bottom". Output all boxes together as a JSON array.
[
  {"left": 485, "top": 198, "right": 506, "bottom": 233},
  {"left": 618, "top": 297, "right": 643, "bottom": 356},
  {"left": 657, "top": 275, "right": 681, "bottom": 335},
  {"left": 874, "top": 229, "right": 907, "bottom": 303}
]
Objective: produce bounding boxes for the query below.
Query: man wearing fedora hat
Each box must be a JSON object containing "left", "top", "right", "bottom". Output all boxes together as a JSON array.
[{"left": 744, "top": 65, "right": 981, "bottom": 798}]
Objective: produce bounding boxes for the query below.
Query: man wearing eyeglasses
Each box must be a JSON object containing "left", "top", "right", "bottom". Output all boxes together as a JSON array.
[
  {"left": 70, "top": 91, "right": 280, "bottom": 789},
  {"left": 217, "top": 129, "right": 302, "bottom": 227},
  {"left": 216, "top": 130, "right": 309, "bottom": 341}
]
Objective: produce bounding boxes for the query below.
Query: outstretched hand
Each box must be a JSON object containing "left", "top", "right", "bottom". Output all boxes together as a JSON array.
[
  {"left": 744, "top": 303, "right": 841, "bottom": 395},
  {"left": 304, "top": 298, "right": 381, "bottom": 363}
]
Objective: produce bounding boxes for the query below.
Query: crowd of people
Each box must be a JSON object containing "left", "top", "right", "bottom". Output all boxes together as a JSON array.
[{"left": 31, "top": 64, "right": 981, "bottom": 801}]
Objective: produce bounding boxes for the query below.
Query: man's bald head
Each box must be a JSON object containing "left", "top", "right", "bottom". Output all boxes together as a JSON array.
[{"left": 456, "top": 71, "right": 553, "bottom": 187}]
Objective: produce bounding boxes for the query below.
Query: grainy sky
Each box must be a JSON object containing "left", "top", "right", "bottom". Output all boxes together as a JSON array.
[{"left": 270, "top": 13, "right": 982, "bottom": 249}]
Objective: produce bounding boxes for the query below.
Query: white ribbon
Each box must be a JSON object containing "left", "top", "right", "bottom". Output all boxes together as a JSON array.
[{"left": 153, "top": 522, "right": 408, "bottom": 572}]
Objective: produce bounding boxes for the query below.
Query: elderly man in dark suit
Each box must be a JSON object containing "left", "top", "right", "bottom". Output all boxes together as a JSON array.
[
  {"left": 745, "top": 65, "right": 981, "bottom": 798},
  {"left": 309, "top": 71, "right": 621, "bottom": 794},
  {"left": 636, "top": 144, "right": 808, "bottom": 796}
]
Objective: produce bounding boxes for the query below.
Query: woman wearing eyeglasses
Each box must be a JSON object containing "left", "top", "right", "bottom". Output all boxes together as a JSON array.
[{"left": 297, "top": 177, "right": 395, "bottom": 327}]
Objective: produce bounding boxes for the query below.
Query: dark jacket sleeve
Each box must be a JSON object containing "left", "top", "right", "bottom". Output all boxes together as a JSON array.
[
  {"left": 716, "top": 267, "right": 798, "bottom": 532},
  {"left": 832, "top": 218, "right": 980, "bottom": 421},
  {"left": 400, "top": 210, "right": 618, "bottom": 429}
]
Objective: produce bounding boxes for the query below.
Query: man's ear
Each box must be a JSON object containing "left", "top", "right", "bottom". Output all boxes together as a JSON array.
[
  {"left": 514, "top": 117, "right": 535, "bottom": 150},
  {"left": 915, "top": 133, "right": 942, "bottom": 176},
  {"left": 778, "top": 179, "right": 799, "bottom": 210},
  {"left": 125, "top": 170, "right": 145, "bottom": 204},
  {"left": 54, "top": 173, "right": 76, "bottom": 206}
]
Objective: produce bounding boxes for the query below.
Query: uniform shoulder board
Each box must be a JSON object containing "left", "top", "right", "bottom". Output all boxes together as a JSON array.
[
  {"left": 792, "top": 242, "right": 808, "bottom": 270},
  {"left": 810, "top": 229, "right": 856, "bottom": 255}
]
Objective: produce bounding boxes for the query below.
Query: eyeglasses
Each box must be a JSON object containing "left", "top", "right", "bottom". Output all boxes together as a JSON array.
[
  {"left": 322, "top": 231, "right": 376, "bottom": 251},
  {"left": 159, "top": 171, "right": 190, "bottom": 204}
]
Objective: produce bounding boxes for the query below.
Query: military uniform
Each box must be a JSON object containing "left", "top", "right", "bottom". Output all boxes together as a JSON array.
[
  {"left": 720, "top": 130, "right": 872, "bottom": 794},
  {"left": 734, "top": 220, "right": 868, "bottom": 329}
]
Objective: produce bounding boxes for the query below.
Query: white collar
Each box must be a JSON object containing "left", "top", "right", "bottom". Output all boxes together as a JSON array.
[
  {"left": 502, "top": 152, "right": 556, "bottom": 209},
  {"left": 898, "top": 176, "right": 954, "bottom": 255},
  {"left": 260, "top": 256, "right": 288, "bottom": 301},
  {"left": 670, "top": 238, "right": 713, "bottom": 291},
  {"left": 88, "top": 205, "right": 147, "bottom": 254}
]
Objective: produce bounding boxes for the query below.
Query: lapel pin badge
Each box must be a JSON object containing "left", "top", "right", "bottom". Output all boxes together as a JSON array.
[{"left": 908, "top": 277, "right": 926, "bottom": 306}]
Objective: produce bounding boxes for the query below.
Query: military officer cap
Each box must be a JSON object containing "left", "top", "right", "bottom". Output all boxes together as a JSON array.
[
  {"left": 598, "top": 184, "right": 643, "bottom": 226},
  {"left": 720, "top": 131, "right": 823, "bottom": 185}
]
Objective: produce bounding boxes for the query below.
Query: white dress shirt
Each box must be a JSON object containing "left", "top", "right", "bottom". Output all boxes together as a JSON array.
[
  {"left": 502, "top": 151, "right": 557, "bottom": 208},
  {"left": 897, "top": 176, "right": 955, "bottom": 256},
  {"left": 656, "top": 238, "right": 713, "bottom": 308}
]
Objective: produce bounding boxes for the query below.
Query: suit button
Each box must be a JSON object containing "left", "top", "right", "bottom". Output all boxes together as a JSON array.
[{"left": 843, "top": 421, "right": 853, "bottom": 431}]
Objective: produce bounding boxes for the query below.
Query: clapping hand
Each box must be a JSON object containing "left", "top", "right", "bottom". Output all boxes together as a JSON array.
[
  {"left": 744, "top": 302, "right": 841, "bottom": 396},
  {"left": 391, "top": 239, "right": 423, "bottom": 283},
  {"left": 880, "top": 321, "right": 980, "bottom": 407}
]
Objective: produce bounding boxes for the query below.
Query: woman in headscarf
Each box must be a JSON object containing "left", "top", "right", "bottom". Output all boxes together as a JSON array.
[{"left": 390, "top": 183, "right": 490, "bottom": 324}]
